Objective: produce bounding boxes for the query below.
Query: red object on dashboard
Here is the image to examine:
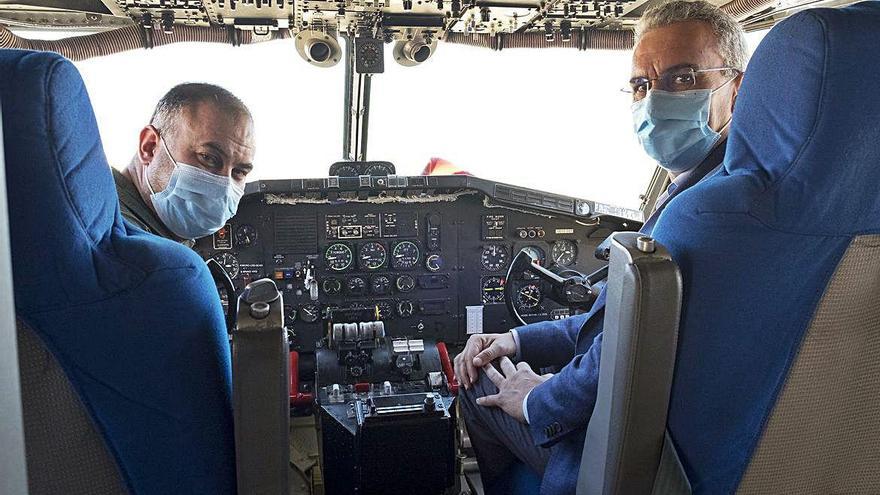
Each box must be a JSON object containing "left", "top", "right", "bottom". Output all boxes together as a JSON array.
[
  {"left": 289, "top": 351, "right": 315, "bottom": 407},
  {"left": 436, "top": 341, "right": 459, "bottom": 395}
]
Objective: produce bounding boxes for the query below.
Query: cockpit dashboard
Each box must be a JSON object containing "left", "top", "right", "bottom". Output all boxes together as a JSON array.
[{"left": 195, "top": 173, "right": 641, "bottom": 351}]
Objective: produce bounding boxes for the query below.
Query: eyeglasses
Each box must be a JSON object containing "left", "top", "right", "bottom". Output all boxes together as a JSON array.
[{"left": 623, "top": 67, "right": 742, "bottom": 101}]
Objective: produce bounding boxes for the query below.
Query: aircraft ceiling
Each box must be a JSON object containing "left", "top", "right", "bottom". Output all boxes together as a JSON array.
[{"left": 0, "top": 0, "right": 862, "bottom": 52}]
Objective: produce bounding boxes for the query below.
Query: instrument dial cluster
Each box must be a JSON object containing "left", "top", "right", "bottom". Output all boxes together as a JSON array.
[{"left": 196, "top": 195, "right": 605, "bottom": 352}]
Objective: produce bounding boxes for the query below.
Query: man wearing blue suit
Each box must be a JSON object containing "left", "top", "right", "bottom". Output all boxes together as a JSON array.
[{"left": 454, "top": 1, "right": 749, "bottom": 493}]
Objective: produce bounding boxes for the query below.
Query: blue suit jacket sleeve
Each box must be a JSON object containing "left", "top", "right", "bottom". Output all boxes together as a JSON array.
[
  {"left": 526, "top": 331, "right": 603, "bottom": 447},
  {"left": 515, "top": 312, "right": 588, "bottom": 368}
]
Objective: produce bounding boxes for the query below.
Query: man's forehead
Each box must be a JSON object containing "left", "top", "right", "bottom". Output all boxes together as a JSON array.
[
  {"left": 177, "top": 103, "right": 255, "bottom": 153},
  {"left": 631, "top": 20, "right": 725, "bottom": 76}
]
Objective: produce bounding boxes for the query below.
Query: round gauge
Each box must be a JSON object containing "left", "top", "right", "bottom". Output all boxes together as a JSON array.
[
  {"left": 364, "top": 163, "right": 392, "bottom": 176},
  {"left": 395, "top": 274, "right": 415, "bottom": 293},
  {"left": 234, "top": 224, "right": 257, "bottom": 247},
  {"left": 481, "top": 244, "right": 509, "bottom": 272},
  {"left": 334, "top": 165, "right": 359, "bottom": 177},
  {"left": 300, "top": 304, "right": 320, "bottom": 323},
  {"left": 212, "top": 252, "right": 240, "bottom": 279},
  {"left": 371, "top": 275, "right": 392, "bottom": 295},
  {"left": 322, "top": 278, "right": 342, "bottom": 295},
  {"left": 425, "top": 254, "right": 443, "bottom": 272},
  {"left": 397, "top": 300, "right": 415, "bottom": 318},
  {"left": 324, "top": 243, "right": 354, "bottom": 272},
  {"left": 482, "top": 277, "right": 506, "bottom": 304},
  {"left": 551, "top": 240, "right": 578, "bottom": 266},
  {"left": 391, "top": 241, "right": 420, "bottom": 270},
  {"left": 347, "top": 276, "right": 367, "bottom": 295},
  {"left": 516, "top": 283, "right": 543, "bottom": 312},
  {"left": 284, "top": 305, "right": 298, "bottom": 324},
  {"left": 521, "top": 246, "right": 546, "bottom": 266},
  {"left": 359, "top": 241, "right": 387, "bottom": 270},
  {"left": 375, "top": 301, "right": 395, "bottom": 320}
]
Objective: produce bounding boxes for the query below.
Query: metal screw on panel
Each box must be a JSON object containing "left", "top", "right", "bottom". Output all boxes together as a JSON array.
[
  {"left": 636, "top": 236, "right": 656, "bottom": 253},
  {"left": 250, "top": 301, "right": 270, "bottom": 319}
]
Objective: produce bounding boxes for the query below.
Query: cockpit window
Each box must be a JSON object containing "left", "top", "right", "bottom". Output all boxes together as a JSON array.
[
  {"left": 371, "top": 46, "right": 654, "bottom": 209},
  {"left": 63, "top": 29, "right": 765, "bottom": 210}
]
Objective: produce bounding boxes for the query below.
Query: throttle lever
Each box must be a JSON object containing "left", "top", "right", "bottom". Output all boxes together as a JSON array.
[{"left": 303, "top": 263, "right": 319, "bottom": 301}]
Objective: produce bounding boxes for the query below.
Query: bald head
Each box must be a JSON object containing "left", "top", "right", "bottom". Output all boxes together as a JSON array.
[{"left": 150, "top": 83, "right": 253, "bottom": 141}]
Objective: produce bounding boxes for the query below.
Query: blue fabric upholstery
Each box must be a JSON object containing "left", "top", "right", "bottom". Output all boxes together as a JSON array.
[
  {"left": 651, "top": 2, "right": 880, "bottom": 493},
  {"left": 489, "top": 463, "right": 542, "bottom": 495},
  {"left": 1, "top": 49, "right": 235, "bottom": 494}
]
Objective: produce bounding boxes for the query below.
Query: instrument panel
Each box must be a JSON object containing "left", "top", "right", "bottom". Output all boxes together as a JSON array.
[{"left": 195, "top": 175, "right": 638, "bottom": 351}]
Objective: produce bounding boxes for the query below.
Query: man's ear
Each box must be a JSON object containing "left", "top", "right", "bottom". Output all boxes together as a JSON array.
[
  {"left": 730, "top": 73, "right": 744, "bottom": 111},
  {"left": 138, "top": 125, "right": 161, "bottom": 166}
]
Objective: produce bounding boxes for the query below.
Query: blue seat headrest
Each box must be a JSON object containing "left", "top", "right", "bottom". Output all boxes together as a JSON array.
[
  {"left": 0, "top": 49, "right": 141, "bottom": 310},
  {"left": 724, "top": 1, "right": 880, "bottom": 234}
]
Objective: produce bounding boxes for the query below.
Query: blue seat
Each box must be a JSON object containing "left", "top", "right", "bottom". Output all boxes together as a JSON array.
[
  {"left": 489, "top": 462, "right": 542, "bottom": 495},
  {"left": 1, "top": 49, "right": 235, "bottom": 493},
  {"left": 651, "top": 2, "right": 880, "bottom": 494}
]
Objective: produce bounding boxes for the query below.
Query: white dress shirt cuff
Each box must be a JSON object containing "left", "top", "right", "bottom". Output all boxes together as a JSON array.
[
  {"left": 510, "top": 328, "right": 522, "bottom": 362},
  {"left": 522, "top": 389, "right": 532, "bottom": 424}
]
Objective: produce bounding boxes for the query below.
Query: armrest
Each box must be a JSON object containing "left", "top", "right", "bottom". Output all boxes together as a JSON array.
[
  {"left": 233, "top": 279, "right": 290, "bottom": 495},
  {"left": 577, "top": 232, "right": 684, "bottom": 495}
]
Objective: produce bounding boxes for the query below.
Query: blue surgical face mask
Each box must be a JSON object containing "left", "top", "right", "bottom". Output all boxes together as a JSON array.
[
  {"left": 632, "top": 83, "right": 730, "bottom": 174},
  {"left": 145, "top": 137, "right": 245, "bottom": 239}
]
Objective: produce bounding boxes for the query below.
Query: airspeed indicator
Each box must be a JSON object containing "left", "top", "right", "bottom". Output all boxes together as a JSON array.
[{"left": 325, "top": 243, "right": 354, "bottom": 271}]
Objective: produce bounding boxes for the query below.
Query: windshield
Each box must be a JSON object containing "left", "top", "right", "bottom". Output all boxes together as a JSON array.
[{"left": 64, "top": 30, "right": 765, "bottom": 210}]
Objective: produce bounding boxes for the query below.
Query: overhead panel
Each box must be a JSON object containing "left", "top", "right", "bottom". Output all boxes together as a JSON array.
[{"left": 0, "top": 0, "right": 651, "bottom": 39}]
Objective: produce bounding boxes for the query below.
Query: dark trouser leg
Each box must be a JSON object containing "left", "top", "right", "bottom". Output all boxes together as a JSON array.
[{"left": 459, "top": 370, "right": 551, "bottom": 487}]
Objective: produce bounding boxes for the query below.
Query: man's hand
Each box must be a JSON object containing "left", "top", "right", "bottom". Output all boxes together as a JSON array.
[
  {"left": 476, "top": 357, "right": 552, "bottom": 423},
  {"left": 454, "top": 332, "right": 517, "bottom": 389}
]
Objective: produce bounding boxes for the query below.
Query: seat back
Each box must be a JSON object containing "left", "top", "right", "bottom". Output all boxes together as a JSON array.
[
  {"left": 1, "top": 49, "right": 235, "bottom": 494},
  {"left": 650, "top": 2, "right": 880, "bottom": 494},
  {"left": 737, "top": 235, "right": 880, "bottom": 493}
]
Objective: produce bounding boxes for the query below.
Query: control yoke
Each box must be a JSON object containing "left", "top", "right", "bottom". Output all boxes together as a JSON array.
[{"left": 505, "top": 248, "right": 609, "bottom": 326}]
